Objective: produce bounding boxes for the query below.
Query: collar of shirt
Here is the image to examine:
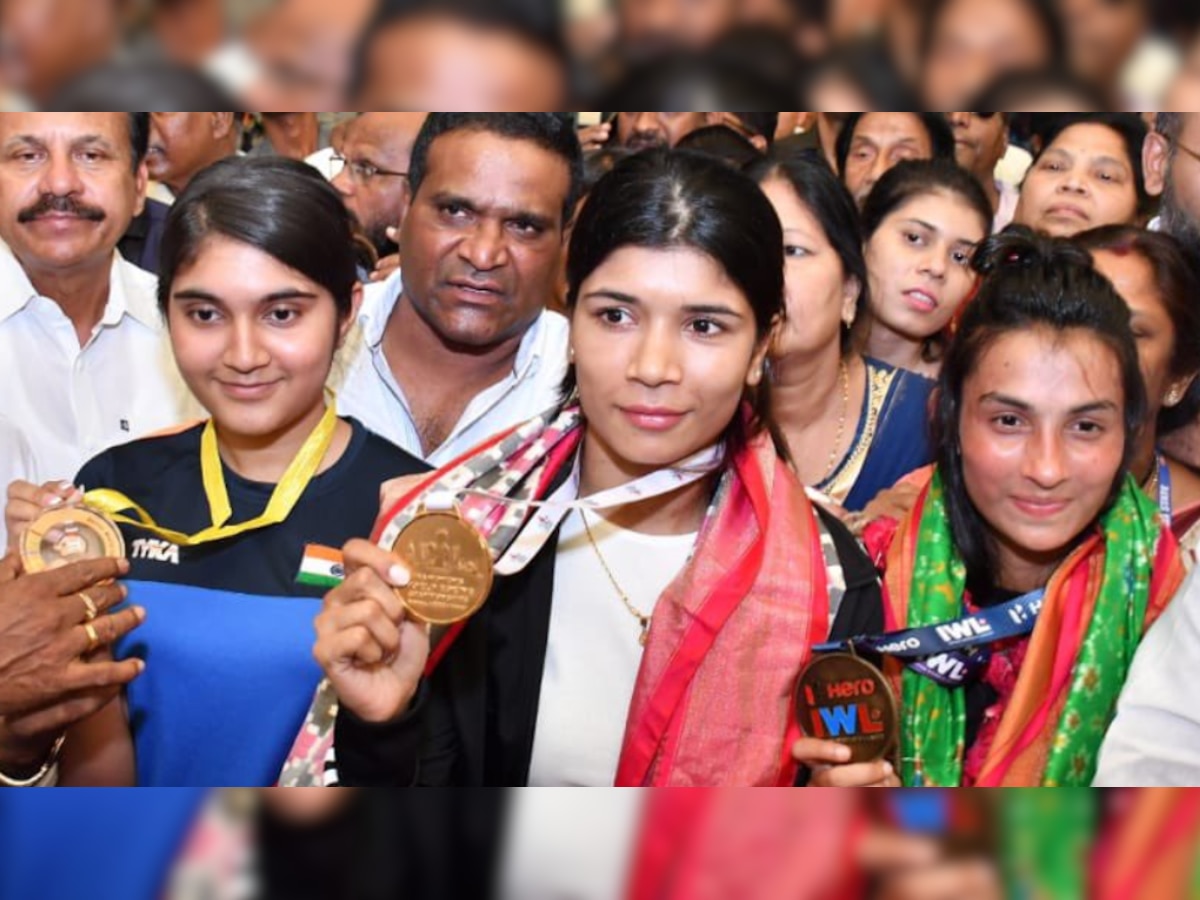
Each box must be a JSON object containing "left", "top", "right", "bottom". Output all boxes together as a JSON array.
[
  {"left": 0, "top": 239, "right": 161, "bottom": 331},
  {"left": 359, "top": 268, "right": 553, "bottom": 382}
]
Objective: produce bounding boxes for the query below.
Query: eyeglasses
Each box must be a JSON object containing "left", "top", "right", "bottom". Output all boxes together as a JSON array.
[
  {"left": 1171, "top": 138, "right": 1200, "bottom": 166},
  {"left": 332, "top": 154, "right": 408, "bottom": 184}
]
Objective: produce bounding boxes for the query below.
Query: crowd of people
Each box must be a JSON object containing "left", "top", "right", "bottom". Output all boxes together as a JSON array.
[
  {"left": 1, "top": 0, "right": 1200, "bottom": 112},
  {"left": 2, "top": 104, "right": 1200, "bottom": 830}
]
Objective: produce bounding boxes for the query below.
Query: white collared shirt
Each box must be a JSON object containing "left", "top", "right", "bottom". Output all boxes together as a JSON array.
[
  {"left": 0, "top": 242, "right": 201, "bottom": 481},
  {"left": 0, "top": 416, "right": 37, "bottom": 549},
  {"left": 331, "top": 270, "right": 570, "bottom": 467}
]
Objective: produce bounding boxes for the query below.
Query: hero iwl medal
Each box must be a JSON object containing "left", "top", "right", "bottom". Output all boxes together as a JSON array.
[
  {"left": 388, "top": 503, "right": 493, "bottom": 625},
  {"left": 794, "top": 653, "right": 898, "bottom": 764},
  {"left": 20, "top": 506, "right": 126, "bottom": 574}
]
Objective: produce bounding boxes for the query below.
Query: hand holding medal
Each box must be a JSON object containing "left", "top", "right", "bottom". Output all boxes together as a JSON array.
[{"left": 6, "top": 480, "right": 127, "bottom": 572}]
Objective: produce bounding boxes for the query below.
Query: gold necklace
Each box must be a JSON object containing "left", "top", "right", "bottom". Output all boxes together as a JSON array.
[
  {"left": 823, "top": 359, "right": 851, "bottom": 481},
  {"left": 580, "top": 510, "right": 651, "bottom": 646}
]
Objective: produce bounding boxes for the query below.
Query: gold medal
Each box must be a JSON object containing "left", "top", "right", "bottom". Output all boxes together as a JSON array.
[
  {"left": 795, "top": 653, "right": 898, "bottom": 764},
  {"left": 20, "top": 506, "right": 126, "bottom": 574},
  {"left": 390, "top": 506, "right": 494, "bottom": 625}
]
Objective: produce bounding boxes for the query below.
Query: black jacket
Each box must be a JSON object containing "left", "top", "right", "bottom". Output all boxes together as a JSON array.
[{"left": 335, "top": 506, "right": 884, "bottom": 786}]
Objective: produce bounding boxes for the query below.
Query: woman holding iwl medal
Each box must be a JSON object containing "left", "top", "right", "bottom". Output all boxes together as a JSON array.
[
  {"left": 4, "top": 158, "right": 425, "bottom": 786},
  {"left": 307, "top": 149, "right": 886, "bottom": 787},
  {"left": 797, "top": 229, "right": 1186, "bottom": 788}
]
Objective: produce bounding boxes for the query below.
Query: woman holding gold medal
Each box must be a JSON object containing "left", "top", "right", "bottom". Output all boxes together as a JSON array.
[
  {"left": 4, "top": 157, "right": 425, "bottom": 786},
  {"left": 793, "top": 229, "right": 1185, "bottom": 788},
  {"left": 304, "top": 148, "right": 887, "bottom": 787}
]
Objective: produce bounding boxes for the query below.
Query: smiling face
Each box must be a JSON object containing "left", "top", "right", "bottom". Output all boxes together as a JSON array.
[
  {"left": 864, "top": 190, "right": 986, "bottom": 344},
  {"left": 958, "top": 326, "right": 1126, "bottom": 589},
  {"left": 1014, "top": 123, "right": 1141, "bottom": 237},
  {"left": 398, "top": 129, "right": 570, "bottom": 351},
  {"left": 0, "top": 112, "right": 146, "bottom": 280},
  {"left": 167, "top": 234, "right": 356, "bottom": 447},
  {"left": 759, "top": 175, "right": 859, "bottom": 360},
  {"left": 570, "top": 245, "right": 769, "bottom": 481}
]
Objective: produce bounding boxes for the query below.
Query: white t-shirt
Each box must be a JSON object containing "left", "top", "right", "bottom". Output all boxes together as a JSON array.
[
  {"left": 0, "top": 416, "right": 37, "bottom": 550},
  {"left": 1094, "top": 566, "right": 1200, "bottom": 786},
  {"left": 0, "top": 243, "right": 200, "bottom": 481},
  {"left": 526, "top": 510, "right": 698, "bottom": 787},
  {"left": 332, "top": 270, "right": 570, "bottom": 467}
]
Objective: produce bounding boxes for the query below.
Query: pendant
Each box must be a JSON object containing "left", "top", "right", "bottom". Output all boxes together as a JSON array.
[{"left": 639, "top": 618, "right": 650, "bottom": 647}]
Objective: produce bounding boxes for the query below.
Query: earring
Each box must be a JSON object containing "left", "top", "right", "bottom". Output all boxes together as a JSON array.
[
  {"left": 568, "top": 346, "right": 576, "bottom": 363},
  {"left": 1166, "top": 384, "right": 1186, "bottom": 406}
]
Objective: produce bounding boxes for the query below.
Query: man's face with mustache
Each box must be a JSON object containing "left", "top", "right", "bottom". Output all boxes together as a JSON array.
[{"left": 0, "top": 112, "right": 146, "bottom": 279}]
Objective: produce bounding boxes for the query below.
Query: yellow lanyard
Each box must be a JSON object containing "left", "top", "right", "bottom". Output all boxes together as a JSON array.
[{"left": 86, "top": 404, "right": 340, "bottom": 547}]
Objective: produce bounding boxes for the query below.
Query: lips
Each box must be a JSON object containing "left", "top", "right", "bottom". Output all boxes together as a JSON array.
[
  {"left": 217, "top": 380, "right": 280, "bottom": 400},
  {"left": 902, "top": 288, "right": 939, "bottom": 313},
  {"left": 1044, "top": 204, "right": 1088, "bottom": 221},
  {"left": 446, "top": 278, "right": 504, "bottom": 300},
  {"left": 619, "top": 405, "right": 688, "bottom": 432},
  {"left": 1011, "top": 496, "right": 1070, "bottom": 519}
]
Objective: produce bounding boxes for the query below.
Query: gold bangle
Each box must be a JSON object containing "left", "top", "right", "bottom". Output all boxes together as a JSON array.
[{"left": 0, "top": 734, "right": 65, "bottom": 788}]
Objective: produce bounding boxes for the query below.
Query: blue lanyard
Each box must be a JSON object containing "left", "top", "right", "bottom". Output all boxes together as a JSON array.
[
  {"left": 1156, "top": 452, "right": 1173, "bottom": 527},
  {"left": 815, "top": 589, "right": 1046, "bottom": 688}
]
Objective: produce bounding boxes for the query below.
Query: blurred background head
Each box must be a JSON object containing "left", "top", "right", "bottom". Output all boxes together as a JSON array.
[
  {"left": 835, "top": 112, "right": 957, "bottom": 206},
  {"left": 919, "top": 0, "right": 1064, "bottom": 110},
  {"left": 0, "top": 0, "right": 130, "bottom": 105},
  {"left": 1057, "top": 0, "right": 1150, "bottom": 101},
  {"left": 617, "top": 0, "right": 739, "bottom": 61},
  {"left": 242, "top": 0, "right": 377, "bottom": 110},
  {"left": 352, "top": 0, "right": 568, "bottom": 109}
]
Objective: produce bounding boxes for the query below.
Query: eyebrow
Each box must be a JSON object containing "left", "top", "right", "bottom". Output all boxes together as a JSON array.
[
  {"left": 582, "top": 290, "right": 746, "bottom": 318},
  {"left": 979, "top": 393, "right": 1119, "bottom": 415},
  {"left": 428, "top": 190, "right": 555, "bottom": 228},
  {"left": 171, "top": 288, "right": 321, "bottom": 304}
]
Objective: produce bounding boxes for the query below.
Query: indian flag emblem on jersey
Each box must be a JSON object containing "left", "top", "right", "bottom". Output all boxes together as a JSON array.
[{"left": 297, "top": 544, "right": 346, "bottom": 589}]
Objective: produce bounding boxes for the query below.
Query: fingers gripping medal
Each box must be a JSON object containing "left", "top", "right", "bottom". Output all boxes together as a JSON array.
[
  {"left": 795, "top": 652, "right": 898, "bottom": 764},
  {"left": 385, "top": 493, "right": 494, "bottom": 625},
  {"left": 20, "top": 506, "right": 126, "bottom": 574}
]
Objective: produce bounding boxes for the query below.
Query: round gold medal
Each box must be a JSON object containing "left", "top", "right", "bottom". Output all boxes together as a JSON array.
[
  {"left": 390, "top": 509, "right": 494, "bottom": 625},
  {"left": 795, "top": 653, "right": 899, "bottom": 764},
  {"left": 20, "top": 506, "right": 126, "bottom": 575}
]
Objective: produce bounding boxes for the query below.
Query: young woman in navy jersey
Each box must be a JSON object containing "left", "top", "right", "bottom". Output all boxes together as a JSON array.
[{"left": 6, "top": 156, "right": 425, "bottom": 785}]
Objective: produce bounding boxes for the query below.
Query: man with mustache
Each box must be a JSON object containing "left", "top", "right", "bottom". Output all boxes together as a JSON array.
[
  {"left": 332, "top": 113, "right": 579, "bottom": 465},
  {"left": 0, "top": 112, "right": 197, "bottom": 486}
]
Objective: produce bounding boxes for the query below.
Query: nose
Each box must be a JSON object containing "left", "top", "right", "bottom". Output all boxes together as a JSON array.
[
  {"left": 1057, "top": 168, "right": 1088, "bottom": 195},
  {"left": 627, "top": 320, "right": 683, "bottom": 387},
  {"left": 1021, "top": 428, "right": 1068, "bottom": 489},
  {"left": 457, "top": 219, "right": 509, "bottom": 272},
  {"left": 919, "top": 243, "right": 949, "bottom": 281},
  {"left": 331, "top": 166, "right": 355, "bottom": 198},
  {"left": 222, "top": 317, "right": 270, "bottom": 374},
  {"left": 37, "top": 150, "right": 85, "bottom": 198},
  {"left": 947, "top": 112, "right": 971, "bottom": 130}
]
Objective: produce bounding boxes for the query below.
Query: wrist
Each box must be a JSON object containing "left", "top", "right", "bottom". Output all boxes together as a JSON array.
[{"left": 0, "top": 731, "right": 64, "bottom": 786}]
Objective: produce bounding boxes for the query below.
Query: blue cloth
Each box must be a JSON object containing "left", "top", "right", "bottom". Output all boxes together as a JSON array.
[
  {"left": 116, "top": 581, "right": 323, "bottom": 787},
  {"left": 0, "top": 789, "right": 205, "bottom": 900},
  {"left": 840, "top": 358, "right": 936, "bottom": 512}
]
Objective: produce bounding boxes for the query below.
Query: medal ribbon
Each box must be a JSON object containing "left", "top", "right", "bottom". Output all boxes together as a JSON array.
[
  {"left": 814, "top": 589, "right": 1045, "bottom": 687},
  {"left": 85, "top": 403, "right": 340, "bottom": 546},
  {"left": 375, "top": 405, "right": 723, "bottom": 577}
]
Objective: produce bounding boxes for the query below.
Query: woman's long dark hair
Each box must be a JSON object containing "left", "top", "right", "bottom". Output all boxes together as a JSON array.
[
  {"left": 563, "top": 148, "right": 785, "bottom": 460},
  {"left": 158, "top": 156, "right": 360, "bottom": 324},
  {"left": 933, "top": 226, "right": 1146, "bottom": 589},
  {"left": 746, "top": 151, "right": 868, "bottom": 356}
]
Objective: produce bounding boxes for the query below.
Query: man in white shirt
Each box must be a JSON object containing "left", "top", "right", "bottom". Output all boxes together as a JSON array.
[
  {"left": 946, "top": 112, "right": 1020, "bottom": 232},
  {"left": 332, "top": 113, "right": 580, "bottom": 467},
  {"left": 1095, "top": 568, "right": 1200, "bottom": 785},
  {"left": 0, "top": 112, "right": 197, "bottom": 482},
  {"left": 0, "top": 417, "right": 35, "bottom": 549}
]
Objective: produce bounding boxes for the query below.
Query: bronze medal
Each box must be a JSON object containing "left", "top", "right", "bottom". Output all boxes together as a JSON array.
[
  {"left": 20, "top": 506, "right": 126, "bottom": 575},
  {"left": 390, "top": 507, "right": 494, "bottom": 625},
  {"left": 795, "top": 653, "right": 898, "bottom": 764}
]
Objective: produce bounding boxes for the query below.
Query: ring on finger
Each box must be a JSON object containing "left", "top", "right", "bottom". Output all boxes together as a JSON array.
[
  {"left": 83, "top": 623, "right": 100, "bottom": 654},
  {"left": 79, "top": 591, "right": 98, "bottom": 622}
]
